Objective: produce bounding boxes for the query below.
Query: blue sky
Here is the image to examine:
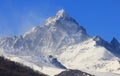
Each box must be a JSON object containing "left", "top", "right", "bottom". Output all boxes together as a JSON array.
[{"left": 0, "top": 0, "right": 120, "bottom": 42}]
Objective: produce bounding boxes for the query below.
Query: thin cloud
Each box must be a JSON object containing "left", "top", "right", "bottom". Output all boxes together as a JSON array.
[
  {"left": 18, "top": 11, "right": 47, "bottom": 35},
  {"left": 0, "top": 0, "right": 61, "bottom": 37}
]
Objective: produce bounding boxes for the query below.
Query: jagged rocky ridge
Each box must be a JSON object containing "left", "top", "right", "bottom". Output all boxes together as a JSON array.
[{"left": 0, "top": 9, "right": 120, "bottom": 75}]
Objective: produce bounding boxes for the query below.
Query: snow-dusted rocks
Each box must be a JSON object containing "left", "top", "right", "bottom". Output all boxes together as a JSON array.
[
  {"left": 55, "top": 69, "right": 94, "bottom": 76},
  {"left": 0, "top": 9, "right": 120, "bottom": 76}
]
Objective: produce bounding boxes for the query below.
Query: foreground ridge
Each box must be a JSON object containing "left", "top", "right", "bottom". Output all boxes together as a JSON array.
[
  {"left": 55, "top": 69, "right": 94, "bottom": 76},
  {"left": 0, "top": 56, "right": 47, "bottom": 76}
]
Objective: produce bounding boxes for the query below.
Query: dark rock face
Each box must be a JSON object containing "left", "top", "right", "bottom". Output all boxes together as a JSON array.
[
  {"left": 0, "top": 56, "right": 47, "bottom": 76},
  {"left": 55, "top": 69, "right": 94, "bottom": 76},
  {"left": 48, "top": 55, "right": 66, "bottom": 69}
]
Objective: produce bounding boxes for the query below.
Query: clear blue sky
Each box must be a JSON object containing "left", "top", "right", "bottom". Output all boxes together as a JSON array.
[{"left": 0, "top": 0, "right": 120, "bottom": 42}]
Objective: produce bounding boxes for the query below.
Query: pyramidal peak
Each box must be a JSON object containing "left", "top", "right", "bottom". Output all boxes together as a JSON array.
[
  {"left": 44, "top": 9, "right": 87, "bottom": 34},
  {"left": 1, "top": 9, "right": 120, "bottom": 76},
  {"left": 111, "top": 37, "right": 120, "bottom": 46},
  {"left": 45, "top": 9, "right": 74, "bottom": 26},
  {"left": 24, "top": 9, "right": 87, "bottom": 37}
]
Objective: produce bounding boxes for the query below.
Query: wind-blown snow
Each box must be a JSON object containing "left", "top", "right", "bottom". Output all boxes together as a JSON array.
[{"left": 0, "top": 9, "right": 120, "bottom": 76}]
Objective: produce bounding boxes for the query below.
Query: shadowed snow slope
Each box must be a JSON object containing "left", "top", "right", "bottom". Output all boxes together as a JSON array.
[{"left": 0, "top": 9, "right": 120, "bottom": 76}]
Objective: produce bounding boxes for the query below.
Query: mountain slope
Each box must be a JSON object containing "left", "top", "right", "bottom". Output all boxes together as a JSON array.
[
  {"left": 57, "top": 37, "right": 120, "bottom": 73},
  {"left": 0, "top": 56, "right": 47, "bottom": 76},
  {"left": 0, "top": 9, "right": 120, "bottom": 76}
]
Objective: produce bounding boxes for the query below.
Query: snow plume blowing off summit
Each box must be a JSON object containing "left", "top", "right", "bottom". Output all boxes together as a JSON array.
[{"left": 0, "top": 9, "right": 120, "bottom": 76}]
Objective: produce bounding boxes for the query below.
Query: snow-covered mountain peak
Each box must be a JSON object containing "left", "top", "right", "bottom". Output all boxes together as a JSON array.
[
  {"left": 44, "top": 9, "right": 87, "bottom": 35},
  {"left": 1, "top": 9, "right": 120, "bottom": 76},
  {"left": 45, "top": 9, "right": 78, "bottom": 27},
  {"left": 56, "top": 9, "right": 69, "bottom": 19}
]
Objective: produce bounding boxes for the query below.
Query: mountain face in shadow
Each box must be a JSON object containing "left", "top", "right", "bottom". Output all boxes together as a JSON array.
[{"left": 0, "top": 56, "right": 47, "bottom": 76}]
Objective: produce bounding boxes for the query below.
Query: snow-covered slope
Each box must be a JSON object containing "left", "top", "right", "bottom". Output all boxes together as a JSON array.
[
  {"left": 58, "top": 37, "right": 120, "bottom": 73},
  {"left": 0, "top": 9, "right": 120, "bottom": 76}
]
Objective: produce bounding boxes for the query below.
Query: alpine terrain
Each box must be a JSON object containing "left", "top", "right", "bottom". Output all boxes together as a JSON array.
[{"left": 0, "top": 9, "right": 120, "bottom": 76}]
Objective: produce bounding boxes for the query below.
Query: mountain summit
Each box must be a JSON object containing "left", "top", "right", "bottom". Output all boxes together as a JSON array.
[
  {"left": 45, "top": 9, "right": 71, "bottom": 26},
  {"left": 56, "top": 9, "right": 69, "bottom": 18},
  {"left": 45, "top": 9, "right": 87, "bottom": 34},
  {"left": 0, "top": 9, "right": 120, "bottom": 76}
]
